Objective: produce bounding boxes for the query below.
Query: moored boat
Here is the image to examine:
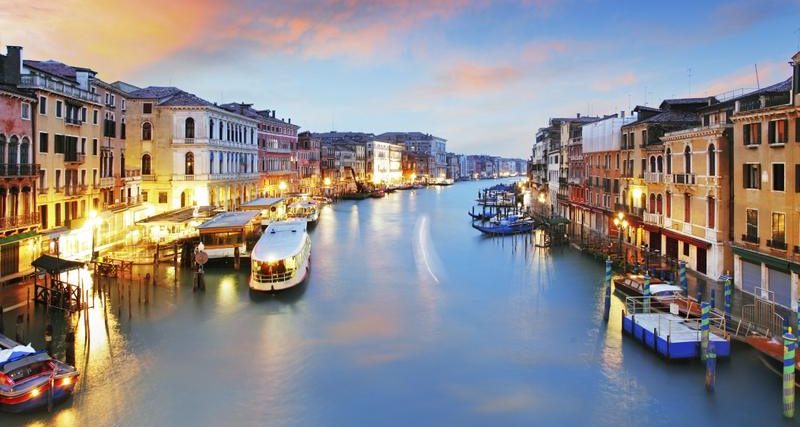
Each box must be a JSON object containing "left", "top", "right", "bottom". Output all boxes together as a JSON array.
[
  {"left": 0, "top": 335, "right": 79, "bottom": 413},
  {"left": 471, "top": 215, "right": 534, "bottom": 235},
  {"left": 250, "top": 221, "right": 311, "bottom": 292},
  {"left": 613, "top": 275, "right": 701, "bottom": 317},
  {"left": 340, "top": 192, "right": 371, "bottom": 200},
  {"left": 287, "top": 200, "right": 320, "bottom": 225},
  {"left": 370, "top": 190, "right": 385, "bottom": 198}
]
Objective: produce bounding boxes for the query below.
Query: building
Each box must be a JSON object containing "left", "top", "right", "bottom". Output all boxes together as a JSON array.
[
  {"left": 378, "top": 132, "right": 447, "bottom": 180},
  {"left": 0, "top": 47, "right": 40, "bottom": 282},
  {"left": 730, "top": 52, "right": 800, "bottom": 309},
  {"left": 550, "top": 115, "right": 601, "bottom": 217},
  {"left": 297, "top": 131, "right": 321, "bottom": 194},
  {"left": 619, "top": 99, "right": 711, "bottom": 251},
  {"left": 258, "top": 109, "right": 299, "bottom": 196},
  {"left": 122, "top": 86, "right": 259, "bottom": 213}
]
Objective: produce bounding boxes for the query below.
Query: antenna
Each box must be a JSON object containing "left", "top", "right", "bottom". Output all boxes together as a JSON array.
[
  {"left": 754, "top": 64, "right": 760, "bottom": 89},
  {"left": 687, "top": 67, "right": 693, "bottom": 96}
]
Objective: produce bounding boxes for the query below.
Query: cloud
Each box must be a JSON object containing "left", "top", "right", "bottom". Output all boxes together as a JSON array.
[
  {"left": 698, "top": 60, "right": 790, "bottom": 97},
  {"left": 591, "top": 72, "right": 638, "bottom": 92}
]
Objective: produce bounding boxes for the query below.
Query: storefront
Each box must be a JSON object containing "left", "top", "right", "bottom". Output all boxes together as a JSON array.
[{"left": 733, "top": 245, "right": 800, "bottom": 309}]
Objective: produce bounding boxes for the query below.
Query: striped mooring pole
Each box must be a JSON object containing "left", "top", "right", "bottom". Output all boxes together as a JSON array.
[
  {"left": 783, "top": 331, "right": 797, "bottom": 418},
  {"left": 643, "top": 273, "right": 651, "bottom": 314},
  {"left": 700, "top": 301, "right": 710, "bottom": 361},
  {"left": 796, "top": 300, "right": 800, "bottom": 337},
  {"left": 710, "top": 288, "right": 716, "bottom": 310},
  {"left": 679, "top": 261, "right": 687, "bottom": 294},
  {"left": 723, "top": 275, "right": 732, "bottom": 324},
  {"left": 604, "top": 257, "right": 613, "bottom": 321},
  {"left": 705, "top": 343, "right": 716, "bottom": 392}
]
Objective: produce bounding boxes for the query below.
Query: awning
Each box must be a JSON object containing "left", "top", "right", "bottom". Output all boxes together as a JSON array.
[
  {"left": 31, "top": 254, "right": 85, "bottom": 273},
  {"left": 661, "top": 228, "right": 712, "bottom": 250},
  {"left": 0, "top": 230, "right": 38, "bottom": 246}
]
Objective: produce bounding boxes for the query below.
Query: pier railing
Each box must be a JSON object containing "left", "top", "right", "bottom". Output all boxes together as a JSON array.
[
  {"left": 624, "top": 295, "right": 728, "bottom": 338},
  {"left": 738, "top": 289, "right": 784, "bottom": 338}
]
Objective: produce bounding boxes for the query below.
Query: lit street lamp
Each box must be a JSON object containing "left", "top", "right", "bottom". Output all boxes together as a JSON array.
[{"left": 612, "top": 211, "right": 629, "bottom": 267}]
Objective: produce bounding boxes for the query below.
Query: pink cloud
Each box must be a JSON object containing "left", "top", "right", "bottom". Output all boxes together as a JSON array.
[
  {"left": 698, "top": 60, "right": 790, "bottom": 97},
  {"left": 591, "top": 71, "right": 638, "bottom": 92}
]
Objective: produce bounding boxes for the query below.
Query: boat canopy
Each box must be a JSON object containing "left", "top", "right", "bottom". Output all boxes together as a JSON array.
[
  {"left": 252, "top": 221, "right": 308, "bottom": 262},
  {"left": 197, "top": 211, "right": 260, "bottom": 230},
  {"left": 649, "top": 284, "right": 683, "bottom": 295},
  {"left": 240, "top": 197, "right": 286, "bottom": 209}
]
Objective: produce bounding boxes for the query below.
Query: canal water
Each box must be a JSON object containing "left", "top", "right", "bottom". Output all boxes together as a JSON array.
[{"left": 1, "top": 178, "right": 794, "bottom": 426}]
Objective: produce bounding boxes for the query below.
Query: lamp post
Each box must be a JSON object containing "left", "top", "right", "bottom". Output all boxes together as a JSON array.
[
  {"left": 278, "top": 180, "right": 287, "bottom": 197},
  {"left": 613, "top": 212, "right": 629, "bottom": 268}
]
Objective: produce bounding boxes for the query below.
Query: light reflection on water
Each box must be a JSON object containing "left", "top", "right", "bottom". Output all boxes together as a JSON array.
[{"left": 0, "top": 178, "right": 789, "bottom": 427}]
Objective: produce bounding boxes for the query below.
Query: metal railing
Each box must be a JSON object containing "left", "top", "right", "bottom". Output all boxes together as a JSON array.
[
  {"left": 0, "top": 213, "right": 40, "bottom": 231},
  {"left": 767, "top": 239, "right": 788, "bottom": 250},
  {"left": 252, "top": 269, "right": 298, "bottom": 284},
  {"left": 740, "top": 289, "right": 784, "bottom": 338},
  {"left": 741, "top": 234, "right": 760, "bottom": 244},
  {"left": 20, "top": 74, "right": 101, "bottom": 103},
  {"left": 0, "top": 163, "right": 39, "bottom": 177},
  {"left": 64, "top": 153, "right": 86, "bottom": 164}
]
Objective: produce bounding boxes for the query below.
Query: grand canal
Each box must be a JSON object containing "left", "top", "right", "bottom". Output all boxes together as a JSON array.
[{"left": 1, "top": 178, "right": 792, "bottom": 426}]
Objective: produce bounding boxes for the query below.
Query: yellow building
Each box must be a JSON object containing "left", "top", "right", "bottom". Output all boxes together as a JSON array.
[{"left": 731, "top": 55, "right": 800, "bottom": 309}]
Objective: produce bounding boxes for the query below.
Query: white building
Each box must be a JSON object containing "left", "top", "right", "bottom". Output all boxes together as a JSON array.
[{"left": 366, "top": 140, "right": 403, "bottom": 184}]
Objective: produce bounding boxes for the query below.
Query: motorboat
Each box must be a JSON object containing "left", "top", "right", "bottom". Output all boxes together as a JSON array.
[
  {"left": 471, "top": 215, "right": 534, "bottom": 235},
  {"left": 250, "top": 221, "right": 311, "bottom": 292},
  {"left": 287, "top": 200, "right": 320, "bottom": 225},
  {"left": 0, "top": 335, "right": 79, "bottom": 413}
]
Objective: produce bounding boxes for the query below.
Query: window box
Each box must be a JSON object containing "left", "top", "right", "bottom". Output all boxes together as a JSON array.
[
  {"left": 741, "top": 234, "right": 760, "bottom": 244},
  {"left": 767, "top": 239, "right": 788, "bottom": 251}
]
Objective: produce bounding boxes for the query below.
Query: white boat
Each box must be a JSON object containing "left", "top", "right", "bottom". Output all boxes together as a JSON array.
[
  {"left": 249, "top": 221, "right": 311, "bottom": 292},
  {"left": 287, "top": 200, "right": 320, "bottom": 225}
]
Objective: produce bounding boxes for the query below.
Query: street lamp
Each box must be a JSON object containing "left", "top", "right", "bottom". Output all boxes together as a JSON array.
[{"left": 278, "top": 180, "right": 287, "bottom": 196}]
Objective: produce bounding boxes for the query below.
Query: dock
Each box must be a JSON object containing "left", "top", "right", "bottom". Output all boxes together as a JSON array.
[{"left": 621, "top": 296, "right": 731, "bottom": 359}]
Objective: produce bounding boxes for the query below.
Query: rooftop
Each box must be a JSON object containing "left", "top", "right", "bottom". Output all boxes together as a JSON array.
[{"left": 197, "top": 211, "right": 261, "bottom": 230}]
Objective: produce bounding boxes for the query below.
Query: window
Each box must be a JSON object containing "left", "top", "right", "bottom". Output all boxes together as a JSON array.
[
  {"left": 708, "top": 144, "right": 716, "bottom": 176},
  {"left": 39, "top": 132, "right": 49, "bottom": 153},
  {"left": 746, "top": 209, "right": 758, "bottom": 239},
  {"left": 80, "top": 137, "right": 86, "bottom": 154},
  {"left": 796, "top": 165, "right": 800, "bottom": 192},
  {"left": 684, "top": 193, "right": 691, "bottom": 222},
  {"left": 743, "top": 122, "right": 761, "bottom": 145},
  {"left": 143, "top": 103, "right": 153, "bottom": 114},
  {"left": 54, "top": 134, "right": 65, "bottom": 154},
  {"left": 121, "top": 118, "right": 126, "bottom": 139},
  {"left": 55, "top": 169, "right": 61, "bottom": 190},
  {"left": 683, "top": 146, "right": 692, "bottom": 174},
  {"left": 93, "top": 169, "right": 97, "bottom": 186},
  {"left": 81, "top": 107, "right": 87, "bottom": 123},
  {"left": 708, "top": 197, "right": 715, "bottom": 229},
  {"left": 21, "top": 102, "right": 31, "bottom": 120},
  {"left": 92, "top": 109, "right": 98, "bottom": 125},
  {"left": 185, "top": 117, "right": 195, "bottom": 139},
  {"left": 142, "top": 122, "right": 152, "bottom": 140},
  {"left": 683, "top": 242, "right": 690, "bottom": 257},
  {"left": 666, "top": 148, "right": 672, "bottom": 174},
  {"left": 796, "top": 118, "right": 800, "bottom": 143},
  {"left": 142, "top": 191, "right": 148, "bottom": 202},
  {"left": 38, "top": 169, "right": 45, "bottom": 189},
  {"left": 92, "top": 139, "right": 98, "bottom": 155},
  {"left": 158, "top": 192, "right": 168, "bottom": 204},
  {"left": 772, "top": 212, "right": 786, "bottom": 244},
  {"left": 185, "top": 152, "right": 194, "bottom": 175},
  {"left": 142, "top": 154, "right": 151, "bottom": 175},
  {"left": 768, "top": 120, "right": 788, "bottom": 144},
  {"left": 39, "top": 96, "right": 47, "bottom": 115},
  {"left": 773, "top": 163, "right": 785, "bottom": 191},
  {"left": 122, "top": 99, "right": 127, "bottom": 111},
  {"left": 55, "top": 100, "right": 63, "bottom": 118},
  {"left": 743, "top": 164, "right": 761, "bottom": 189}
]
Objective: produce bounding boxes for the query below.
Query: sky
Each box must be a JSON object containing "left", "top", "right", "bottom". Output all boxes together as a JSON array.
[{"left": 1, "top": 0, "right": 799, "bottom": 158}]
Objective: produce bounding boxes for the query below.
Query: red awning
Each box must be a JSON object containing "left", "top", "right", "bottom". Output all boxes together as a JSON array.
[{"left": 662, "top": 228, "right": 712, "bottom": 249}]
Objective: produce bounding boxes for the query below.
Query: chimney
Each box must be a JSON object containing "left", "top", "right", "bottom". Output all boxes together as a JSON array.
[
  {"left": 1, "top": 46, "right": 22, "bottom": 85},
  {"left": 272, "top": 110, "right": 276, "bottom": 119},
  {"left": 577, "top": 113, "right": 581, "bottom": 118},
  {"left": 620, "top": 110, "right": 625, "bottom": 118},
  {"left": 792, "top": 51, "right": 800, "bottom": 106},
  {"left": 288, "top": 118, "right": 291, "bottom": 124}
]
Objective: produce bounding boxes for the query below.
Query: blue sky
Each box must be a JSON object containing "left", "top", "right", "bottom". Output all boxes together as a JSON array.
[{"left": 2, "top": 0, "right": 799, "bottom": 157}]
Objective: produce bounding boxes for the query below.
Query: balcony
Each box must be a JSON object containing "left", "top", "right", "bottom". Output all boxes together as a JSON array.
[
  {"left": 19, "top": 74, "right": 101, "bottom": 103},
  {"left": 741, "top": 234, "right": 760, "bottom": 244},
  {"left": 99, "top": 177, "right": 114, "bottom": 188},
  {"left": 643, "top": 212, "right": 663, "bottom": 227},
  {"left": 102, "top": 197, "right": 142, "bottom": 211},
  {"left": 142, "top": 174, "right": 156, "bottom": 181},
  {"left": 0, "top": 163, "right": 39, "bottom": 177},
  {"left": 124, "top": 169, "right": 142, "bottom": 181},
  {"left": 0, "top": 213, "right": 40, "bottom": 232},
  {"left": 671, "top": 173, "right": 696, "bottom": 185},
  {"left": 64, "top": 153, "right": 86, "bottom": 165},
  {"left": 64, "top": 185, "right": 87, "bottom": 196},
  {"left": 644, "top": 172, "right": 662, "bottom": 184},
  {"left": 767, "top": 239, "right": 788, "bottom": 251},
  {"left": 65, "top": 116, "right": 83, "bottom": 126}
]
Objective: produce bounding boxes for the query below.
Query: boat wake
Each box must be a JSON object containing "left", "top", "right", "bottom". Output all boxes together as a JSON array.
[{"left": 413, "top": 216, "right": 442, "bottom": 284}]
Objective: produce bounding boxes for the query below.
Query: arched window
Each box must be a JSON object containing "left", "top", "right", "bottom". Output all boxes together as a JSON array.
[
  {"left": 185, "top": 152, "right": 194, "bottom": 175},
  {"left": 0, "top": 134, "right": 4, "bottom": 164},
  {"left": 657, "top": 194, "right": 663, "bottom": 214},
  {"left": 657, "top": 155, "right": 663, "bottom": 173},
  {"left": 666, "top": 148, "right": 672, "bottom": 174},
  {"left": 20, "top": 137, "right": 29, "bottom": 164},
  {"left": 121, "top": 117, "right": 127, "bottom": 140},
  {"left": 142, "top": 122, "right": 152, "bottom": 140},
  {"left": 8, "top": 136, "right": 18, "bottom": 166},
  {"left": 210, "top": 151, "right": 214, "bottom": 174},
  {"left": 683, "top": 146, "right": 692, "bottom": 174},
  {"left": 708, "top": 144, "right": 716, "bottom": 176},
  {"left": 141, "top": 154, "right": 151, "bottom": 175},
  {"left": 185, "top": 117, "right": 195, "bottom": 139},
  {"left": 666, "top": 192, "right": 672, "bottom": 218},
  {"left": 649, "top": 156, "right": 656, "bottom": 173},
  {"left": 209, "top": 119, "right": 214, "bottom": 139},
  {"left": 649, "top": 193, "right": 656, "bottom": 213}
]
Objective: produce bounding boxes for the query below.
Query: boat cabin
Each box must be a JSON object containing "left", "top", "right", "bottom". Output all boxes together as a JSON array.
[
  {"left": 240, "top": 197, "right": 287, "bottom": 226},
  {"left": 197, "top": 211, "right": 261, "bottom": 259}
]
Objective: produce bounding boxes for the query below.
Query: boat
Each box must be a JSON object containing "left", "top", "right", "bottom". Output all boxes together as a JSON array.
[
  {"left": 412, "top": 183, "right": 425, "bottom": 189},
  {"left": 467, "top": 211, "right": 495, "bottom": 221},
  {"left": 370, "top": 190, "right": 385, "bottom": 198},
  {"left": 746, "top": 335, "right": 800, "bottom": 385},
  {"left": 385, "top": 186, "right": 397, "bottom": 193},
  {"left": 340, "top": 192, "right": 371, "bottom": 200},
  {"left": 0, "top": 335, "right": 79, "bottom": 413},
  {"left": 250, "top": 221, "right": 311, "bottom": 292},
  {"left": 613, "top": 275, "right": 701, "bottom": 317},
  {"left": 471, "top": 215, "right": 534, "bottom": 235},
  {"left": 287, "top": 200, "right": 320, "bottom": 225}
]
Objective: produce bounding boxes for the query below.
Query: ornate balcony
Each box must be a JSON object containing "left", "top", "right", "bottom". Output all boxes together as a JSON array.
[
  {"left": 0, "top": 163, "right": 39, "bottom": 178},
  {"left": 643, "top": 212, "right": 663, "bottom": 227},
  {"left": 99, "top": 177, "right": 115, "bottom": 188},
  {"left": 671, "top": 173, "right": 696, "bottom": 185},
  {"left": 644, "top": 172, "right": 662, "bottom": 184},
  {"left": 0, "top": 213, "right": 40, "bottom": 232}
]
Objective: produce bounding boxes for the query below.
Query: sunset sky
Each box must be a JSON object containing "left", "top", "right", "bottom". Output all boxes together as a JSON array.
[{"left": 1, "top": 0, "right": 799, "bottom": 157}]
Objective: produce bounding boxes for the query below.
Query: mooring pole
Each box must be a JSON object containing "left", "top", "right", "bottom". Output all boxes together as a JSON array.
[
  {"left": 723, "top": 275, "right": 732, "bottom": 324},
  {"left": 710, "top": 288, "right": 716, "bottom": 311},
  {"left": 700, "top": 301, "right": 710, "bottom": 361},
  {"left": 705, "top": 343, "right": 716, "bottom": 392},
  {"left": 604, "top": 257, "right": 612, "bottom": 321},
  {"left": 44, "top": 324, "right": 53, "bottom": 356},
  {"left": 643, "top": 273, "right": 651, "bottom": 314},
  {"left": 679, "top": 261, "right": 687, "bottom": 295},
  {"left": 784, "top": 331, "right": 797, "bottom": 418}
]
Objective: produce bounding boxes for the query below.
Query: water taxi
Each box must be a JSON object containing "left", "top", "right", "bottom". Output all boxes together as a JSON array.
[
  {"left": 197, "top": 211, "right": 262, "bottom": 259},
  {"left": 0, "top": 335, "right": 79, "bottom": 413},
  {"left": 287, "top": 200, "right": 320, "bottom": 225},
  {"left": 250, "top": 221, "right": 311, "bottom": 292}
]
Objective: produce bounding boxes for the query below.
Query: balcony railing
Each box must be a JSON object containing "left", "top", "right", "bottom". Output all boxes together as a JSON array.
[
  {"left": 64, "top": 153, "right": 86, "bottom": 164},
  {"left": 65, "top": 116, "right": 83, "bottom": 126},
  {"left": 64, "top": 185, "right": 88, "bottom": 196},
  {"left": 671, "top": 173, "right": 696, "bottom": 185},
  {"left": 124, "top": 168, "right": 141, "bottom": 179},
  {"left": 0, "top": 213, "right": 40, "bottom": 232},
  {"left": 644, "top": 172, "right": 662, "bottom": 183},
  {"left": 742, "top": 234, "right": 760, "bottom": 244},
  {"left": 102, "top": 197, "right": 142, "bottom": 211},
  {"left": 767, "top": 239, "right": 788, "bottom": 250},
  {"left": 643, "top": 212, "right": 663, "bottom": 227},
  {"left": 19, "top": 74, "right": 101, "bottom": 103},
  {"left": 99, "top": 177, "right": 114, "bottom": 188},
  {"left": 0, "top": 163, "right": 39, "bottom": 177}
]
